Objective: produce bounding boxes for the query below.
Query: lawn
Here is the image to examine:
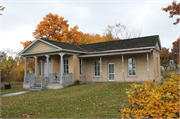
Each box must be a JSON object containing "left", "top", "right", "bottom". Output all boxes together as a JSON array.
[
  {"left": 1, "top": 82, "right": 131, "bottom": 118},
  {"left": 1, "top": 82, "right": 27, "bottom": 95}
]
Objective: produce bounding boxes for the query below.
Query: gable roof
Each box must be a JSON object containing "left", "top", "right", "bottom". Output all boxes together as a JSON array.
[
  {"left": 20, "top": 35, "right": 161, "bottom": 55},
  {"left": 78, "top": 35, "right": 161, "bottom": 52},
  {"left": 40, "top": 39, "right": 86, "bottom": 52}
]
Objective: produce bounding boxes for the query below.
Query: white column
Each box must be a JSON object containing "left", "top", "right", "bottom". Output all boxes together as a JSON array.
[
  {"left": 147, "top": 53, "right": 150, "bottom": 82},
  {"left": 45, "top": 55, "right": 49, "bottom": 83},
  {"left": 122, "top": 55, "right": 125, "bottom": 82},
  {"left": 100, "top": 57, "right": 102, "bottom": 81},
  {"left": 24, "top": 57, "right": 27, "bottom": 83},
  {"left": 59, "top": 53, "right": 65, "bottom": 85},
  {"left": 81, "top": 58, "right": 83, "bottom": 82},
  {"left": 34, "top": 56, "right": 38, "bottom": 83}
]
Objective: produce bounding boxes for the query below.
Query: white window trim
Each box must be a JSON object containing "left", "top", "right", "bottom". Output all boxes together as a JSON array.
[
  {"left": 156, "top": 57, "right": 159, "bottom": 77},
  {"left": 80, "top": 59, "right": 84, "bottom": 76},
  {"left": 64, "top": 59, "right": 69, "bottom": 74},
  {"left": 38, "top": 61, "right": 41, "bottom": 77},
  {"left": 128, "top": 58, "right": 137, "bottom": 77},
  {"left": 94, "top": 60, "right": 100, "bottom": 77},
  {"left": 108, "top": 62, "right": 115, "bottom": 81}
]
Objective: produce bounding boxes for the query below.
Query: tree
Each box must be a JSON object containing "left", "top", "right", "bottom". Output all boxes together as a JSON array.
[
  {"left": 160, "top": 47, "right": 172, "bottom": 70},
  {"left": 102, "top": 23, "right": 142, "bottom": 39},
  {"left": 162, "top": 1, "right": 180, "bottom": 25},
  {"left": 172, "top": 37, "right": 180, "bottom": 68},
  {"left": 33, "top": 13, "right": 81, "bottom": 45},
  {"left": 0, "top": 6, "right": 5, "bottom": 15}
]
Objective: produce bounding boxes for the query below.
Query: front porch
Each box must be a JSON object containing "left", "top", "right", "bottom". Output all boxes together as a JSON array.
[{"left": 23, "top": 53, "right": 74, "bottom": 90}]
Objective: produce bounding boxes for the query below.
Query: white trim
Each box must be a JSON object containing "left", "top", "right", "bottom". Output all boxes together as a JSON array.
[
  {"left": 108, "top": 62, "right": 115, "bottom": 81},
  {"left": 94, "top": 60, "right": 100, "bottom": 77},
  {"left": 153, "top": 49, "right": 160, "bottom": 55},
  {"left": 128, "top": 58, "right": 136, "bottom": 76},
  {"left": 79, "top": 49, "right": 153, "bottom": 58},
  {"left": 87, "top": 46, "right": 154, "bottom": 54}
]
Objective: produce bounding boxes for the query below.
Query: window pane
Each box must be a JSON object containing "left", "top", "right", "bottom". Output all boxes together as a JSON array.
[
  {"left": 128, "top": 58, "right": 132, "bottom": 70},
  {"left": 133, "top": 68, "right": 136, "bottom": 75},
  {"left": 112, "top": 74, "right": 114, "bottom": 79},
  {"left": 112, "top": 64, "right": 114, "bottom": 73},
  {"left": 129, "top": 70, "right": 132, "bottom": 75}
]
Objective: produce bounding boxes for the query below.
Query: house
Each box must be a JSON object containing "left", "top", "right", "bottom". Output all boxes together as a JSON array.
[{"left": 19, "top": 35, "right": 162, "bottom": 90}]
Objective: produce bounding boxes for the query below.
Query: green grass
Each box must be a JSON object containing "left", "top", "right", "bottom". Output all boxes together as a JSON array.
[
  {"left": 1, "top": 82, "right": 131, "bottom": 118},
  {"left": 1, "top": 84, "right": 27, "bottom": 95}
]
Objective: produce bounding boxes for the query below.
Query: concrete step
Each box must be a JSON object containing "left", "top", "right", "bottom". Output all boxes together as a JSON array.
[{"left": 29, "top": 88, "right": 41, "bottom": 91}]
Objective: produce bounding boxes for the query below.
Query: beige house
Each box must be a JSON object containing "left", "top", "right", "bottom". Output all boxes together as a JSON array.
[{"left": 19, "top": 35, "right": 162, "bottom": 90}]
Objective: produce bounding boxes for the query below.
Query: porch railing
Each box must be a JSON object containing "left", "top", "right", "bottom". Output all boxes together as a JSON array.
[
  {"left": 48, "top": 73, "right": 73, "bottom": 86},
  {"left": 29, "top": 76, "right": 37, "bottom": 89},
  {"left": 41, "top": 75, "right": 48, "bottom": 90},
  {"left": 25, "top": 73, "right": 35, "bottom": 83},
  {"left": 49, "top": 73, "right": 60, "bottom": 83},
  {"left": 62, "top": 73, "right": 73, "bottom": 86}
]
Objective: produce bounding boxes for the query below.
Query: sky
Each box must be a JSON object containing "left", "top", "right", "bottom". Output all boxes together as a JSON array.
[{"left": 0, "top": 0, "right": 179, "bottom": 56}]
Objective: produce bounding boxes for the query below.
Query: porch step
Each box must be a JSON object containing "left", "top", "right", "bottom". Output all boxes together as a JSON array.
[{"left": 29, "top": 83, "right": 42, "bottom": 91}]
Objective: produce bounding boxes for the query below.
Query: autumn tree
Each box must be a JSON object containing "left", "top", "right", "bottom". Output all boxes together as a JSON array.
[
  {"left": 172, "top": 37, "right": 180, "bottom": 68},
  {"left": 160, "top": 47, "right": 172, "bottom": 70},
  {"left": 0, "top": 6, "right": 5, "bottom": 15},
  {"left": 33, "top": 13, "right": 82, "bottom": 45},
  {"left": 162, "top": 1, "right": 180, "bottom": 25}
]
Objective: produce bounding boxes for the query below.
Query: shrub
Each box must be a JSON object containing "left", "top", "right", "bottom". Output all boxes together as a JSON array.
[{"left": 121, "top": 73, "right": 179, "bottom": 118}]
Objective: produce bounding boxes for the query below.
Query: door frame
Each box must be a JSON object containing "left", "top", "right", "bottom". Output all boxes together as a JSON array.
[{"left": 108, "top": 62, "right": 115, "bottom": 81}]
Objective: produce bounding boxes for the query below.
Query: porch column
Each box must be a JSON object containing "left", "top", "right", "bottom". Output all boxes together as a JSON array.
[
  {"left": 100, "top": 57, "right": 102, "bottom": 81},
  {"left": 34, "top": 56, "right": 38, "bottom": 83},
  {"left": 122, "top": 55, "right": 125, "bottom": 82},
  {"left": 24, "top": 57, "right": 27, "bottom": 83},
  {"left": 45, "top": 55, "right": 49, "bottom": 77},
  {"left": 147, "top": 53, "right": 150, "bottom": 82},
  {"left": 59, "top": 53, "right": 65, "bottom": 85},
  {"left": 80, "top": 58, "right": 83, "bottom": 82}
]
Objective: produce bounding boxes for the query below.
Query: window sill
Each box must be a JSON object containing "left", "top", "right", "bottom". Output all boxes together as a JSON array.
[
  {"left": 80, "top": 75, "right": 84, "bottom": 77},
  {"left": 128, "top": 75, "right": 137, "bottom": 78},
  {"left": 93, "top": 76, "right": 100, "bottom": 78}
]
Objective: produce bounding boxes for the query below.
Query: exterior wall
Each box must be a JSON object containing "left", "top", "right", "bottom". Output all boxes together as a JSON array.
[
  {"left": 51, "top": 55, "right": 60, "bottom": 73},
  {"left": 72, "top": 55, "right": 80, "bottom": 82},
  {"left": 124, "top": 54, "right": 149, "bottom": 82},
  {"left": 153, "top": 51, "right": 161, "bottom": 83},
  {"left": 29, "top": 43, "right": 55, "bottom": 53},
  {"left": 83, "top": 53, "right": 159, "bottom": 82}
]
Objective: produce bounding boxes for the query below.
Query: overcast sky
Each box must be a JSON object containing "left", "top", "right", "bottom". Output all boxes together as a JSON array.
[{"left": 0, "top": 0, "right": 179, "bottom": 56}]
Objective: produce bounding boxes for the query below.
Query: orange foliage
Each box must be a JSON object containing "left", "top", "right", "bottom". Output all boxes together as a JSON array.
[
  {"left": 162, "top": 1, "right": 180, "bottom": 25},
  {"left": 121, "top": 74, "right": 179, "bottom": 118},
  {"left": 33, "top": 13, "right": 81, "bottom": 45},
  {"left": 172, "top": 37, "right": 180, "bottom": 67}
]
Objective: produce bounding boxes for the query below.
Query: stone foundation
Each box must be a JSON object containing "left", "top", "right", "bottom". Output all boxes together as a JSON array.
[
  {"left": 23, "top": 83, "right": 30, "bottom": 89},
  {"left": 47, "top": 84, "right": 63, "bottom": 89}
]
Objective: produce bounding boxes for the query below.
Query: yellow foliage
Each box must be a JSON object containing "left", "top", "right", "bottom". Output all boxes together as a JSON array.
[{"left": 121, "top": 73, "right": 179, "bottom": 118}]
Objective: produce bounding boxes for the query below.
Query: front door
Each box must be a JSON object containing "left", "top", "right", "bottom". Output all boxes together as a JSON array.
[
  {"left": 108, "top": 63, "right": 115, "bottom": 81},
  {"left": 43, "top": 62, "right": 52, "bottom": 77}
]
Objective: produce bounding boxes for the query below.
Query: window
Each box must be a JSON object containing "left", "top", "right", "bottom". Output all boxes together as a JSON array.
[
  {"left": 80, "top": 59, "right": 83, "bottom": 75},
  {"left": 94, "top": 60, "right": 100, "bottom": 77},
  {"left": 39, "top": 61, "right": 41, "bottom": 77},
  {"left": 156, "top": 57, "right": 159, "bottom": 76},
  {"left": 64, "top": 59, "right": 69, "bottom": 73},
  {"left": 128, "top": 58, "right": 136, "bottom": 76}
]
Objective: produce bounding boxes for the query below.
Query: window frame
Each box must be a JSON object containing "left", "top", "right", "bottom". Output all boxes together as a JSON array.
[
  {"left": 80, "top": 59, "right": 84, "bottom": 76},
  {"left": 108, "top": 62, "right": 115, "bottom": 81},
  {"left": 94, "top": 60, "right": 100, "bottom": 77},
  {"left": 63, "top": 59, "right": 69, "bottom": 74},
  {"left": 128, "top": 58, "right": 136, "bottom": 76},
  {"left": 156, "top": 57, "right": 159, "bottom": 77}
]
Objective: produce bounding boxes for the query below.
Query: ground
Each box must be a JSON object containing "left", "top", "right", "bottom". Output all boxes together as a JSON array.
[{"left": 1, "top": 82, "right": 131, "bottom": 118}]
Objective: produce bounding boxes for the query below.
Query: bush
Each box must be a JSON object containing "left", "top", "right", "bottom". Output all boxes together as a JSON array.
[{"left": 121, "top": 73, "right": 179, "bottom": 118}]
